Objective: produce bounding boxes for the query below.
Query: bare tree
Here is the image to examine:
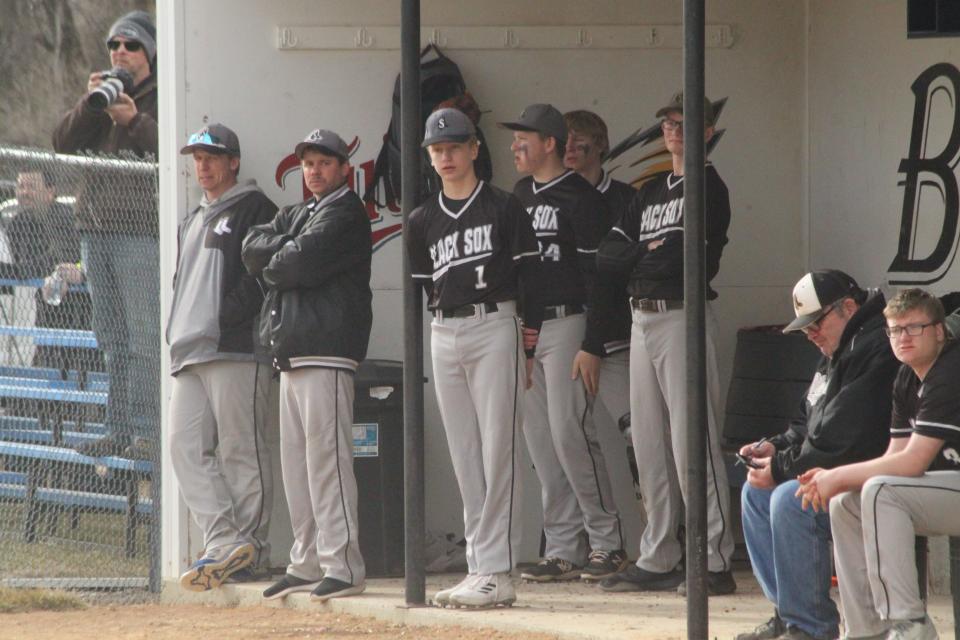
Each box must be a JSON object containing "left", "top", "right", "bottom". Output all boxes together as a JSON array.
[{"left": 0, "top": 0, "right": 154, "bottom": 147}]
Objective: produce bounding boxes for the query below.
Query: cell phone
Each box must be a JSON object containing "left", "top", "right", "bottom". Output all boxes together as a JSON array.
[{"left": 735, "top": 453, "right": 763, "bottom": 470}]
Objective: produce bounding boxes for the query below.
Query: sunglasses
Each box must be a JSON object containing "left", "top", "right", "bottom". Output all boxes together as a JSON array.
[{"left": 107, "top": 40, "right": 143, "bottom": 52}]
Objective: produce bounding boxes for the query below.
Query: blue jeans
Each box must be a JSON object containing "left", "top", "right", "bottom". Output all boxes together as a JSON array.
[
  {"left": 741, "top": 480, "right": 839, "bottom": 640},
  {"left": 81, "top": 233, "right": 160, "bottom": 443}
]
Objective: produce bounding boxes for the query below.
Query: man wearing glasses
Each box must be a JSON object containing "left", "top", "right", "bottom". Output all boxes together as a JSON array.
[
  {"left": 799, "top": 289, "right": 960, "bottom": 640},
  {"left": 597, "top": 92, "right": 734, "bottom": 595},
  {"left": 52, "top": 10, "right": 159, "bottom": 459},
  {"left": 734, "top": 270, "right": 898, "bottom": 640}
]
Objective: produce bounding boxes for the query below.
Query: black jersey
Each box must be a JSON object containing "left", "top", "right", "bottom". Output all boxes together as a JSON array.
[
  {"left": 407, "top": 180, "right": 541, "bottom": 322},
  {"left": 588, "top": 171, "right": 636, "bottom": 355},
  {"left": 512, "top": 170, "right": 609, "bottom": 307},
  {"left": 599, "top": 164, "right": 731, "bottom": 301},
  {"left": 890, "top": 340, "right": 960, "bottom": 471}
]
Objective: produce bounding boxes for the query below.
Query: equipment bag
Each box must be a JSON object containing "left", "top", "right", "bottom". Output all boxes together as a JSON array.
[{"left": 366, "top": 44, "right": 492, "bottom": 209}]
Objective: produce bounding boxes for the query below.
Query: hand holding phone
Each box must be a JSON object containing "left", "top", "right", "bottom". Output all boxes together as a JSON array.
[{"left": 735, "top": 452, "right": 763, "bottom": 469}]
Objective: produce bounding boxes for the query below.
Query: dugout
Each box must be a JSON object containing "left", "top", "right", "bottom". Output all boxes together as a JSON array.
[{"left": 156, "top": 0, "right": 960, "bottom": 619}]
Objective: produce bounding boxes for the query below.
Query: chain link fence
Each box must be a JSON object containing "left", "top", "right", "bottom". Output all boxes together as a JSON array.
[{"left": 0, "top": 146, "right": 160, "bottom": 596}]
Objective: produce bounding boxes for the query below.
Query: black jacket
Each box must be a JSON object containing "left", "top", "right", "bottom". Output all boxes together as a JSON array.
[
  {"left": 768, "top": 291, "right": 898, "bottom": 483},
  {"left": 241, "top": 186, "right": 372, "bottom": 371}
]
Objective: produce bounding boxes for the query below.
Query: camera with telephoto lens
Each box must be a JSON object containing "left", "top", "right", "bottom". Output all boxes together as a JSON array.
[{"left": 86, "top": 67, "right": 134, "bottom": 111}]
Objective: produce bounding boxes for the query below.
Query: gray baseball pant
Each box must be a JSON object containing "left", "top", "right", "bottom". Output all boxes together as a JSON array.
[
  {"left": 431, "top": 301, "right": 524, "bottom": 575},
  {"left": 279, "top": 367, "right": 365, "bottom": 585},
  {"left": 831, "top": 471, "right": 960, "bottom": 637},
  {"left": 523, "top": 313, "right": 623, "bottom": 564},
  {"left": 629, "top": 304, "right": 734, "bottom": 573},
  {"left": 168, "top": 360, "right": 273, "bottom": 566}
]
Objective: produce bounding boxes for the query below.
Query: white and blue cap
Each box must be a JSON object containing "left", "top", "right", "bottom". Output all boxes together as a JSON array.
[
  {"left": 422, "top": 108, "right": 476, "bottom": 148},
  {"left": 783, "top": 269, "right": 863, "bottom": 333},
  {"left": 179, "top": 123, "right": 240, "bottom": 156},
  {"left": 295, "top": 129, "right": 350, "bottom": 161}
]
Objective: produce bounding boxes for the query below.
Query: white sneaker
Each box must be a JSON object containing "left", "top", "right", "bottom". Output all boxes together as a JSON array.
[
  {"left": 433, "top": 574, "right": 475, "bottom": 607},
  {"left": 885, "top": 616, "right": 939, "bottom": 640},
  {"left": 448, "top": 572, "right": 516, "bottom": 608}
]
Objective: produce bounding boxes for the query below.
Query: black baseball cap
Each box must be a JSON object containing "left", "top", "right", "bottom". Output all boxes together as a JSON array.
[
  {"left": 422, "top": 108, "right": 476, "bottom": 148},
  {"left": 656, "top": 91, "right": 716, "bottom": 127},
  {"left": 295, "top": 129, "right": 350, "bottom": 161},
  {"left": 783, "top": 269, "right": 863, "bottom": 333},
  {"left": 498, "top": 103, "right": 567, "bottom": 144},
  {"left": 179, "top": 123, "right": 241, "bottom": 156}
]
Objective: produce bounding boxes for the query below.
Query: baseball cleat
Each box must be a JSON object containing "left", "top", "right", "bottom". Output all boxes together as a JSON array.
[
  {"left": 520, "top": 557, "right": 581, "bottom": 582},
  {"left": 179, "top": 541, "right": 254, "bottom": 591},
  {"left": 581, "top": 548, "right": 629, "bottom": 582},
  {"left": 448, "top": 573, "right": 516, "bottom": 609},
  {"left": 432, "top": 574, "right": 475, "bottom": 607}
]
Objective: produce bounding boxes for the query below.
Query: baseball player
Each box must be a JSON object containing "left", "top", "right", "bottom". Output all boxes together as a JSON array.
[
  {"left": 564, "top": 109, "right": 640, "bottom": 523},
  {"left": 597, "top": 92, "right": 735, "bottom": 594},
  {"left": 799, "top": 289, "right": 960, "bottom": 640},
  {"left": 407, "top": 108, "right": 543, "bottom": 608},
  {"left": 170, "top": 123, "right": 277, "bottom": 591},
  {"left": 498, "top": 103, "right": 626, "bottom": 583},
  {"left": 242, "top": 128, "right": 372, "bottom": 602}
]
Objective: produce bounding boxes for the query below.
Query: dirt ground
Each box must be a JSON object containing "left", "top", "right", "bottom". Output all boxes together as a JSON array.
[{"left": 0, "top": 603, "right": 558, "bottom": 640}]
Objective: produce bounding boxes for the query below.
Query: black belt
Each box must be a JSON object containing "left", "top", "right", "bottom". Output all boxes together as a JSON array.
[
  {"left": 543, "top": 304, "right": 585, "bottom": 320},
  {"left": 435, "top": 301, "right": 499, "bottom": 318},
  {"left": 630, "top": 298, "right": 683, "bottom": 313}
]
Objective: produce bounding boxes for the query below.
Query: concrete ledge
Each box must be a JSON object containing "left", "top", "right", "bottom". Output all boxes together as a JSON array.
[{"left": 161, "top": 571, "right": 958, "bottom": 639}]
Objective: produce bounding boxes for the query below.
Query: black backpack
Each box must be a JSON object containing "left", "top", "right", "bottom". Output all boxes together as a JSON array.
[{"left": 366, "top": 44, "right": 492, "bottom": 209}]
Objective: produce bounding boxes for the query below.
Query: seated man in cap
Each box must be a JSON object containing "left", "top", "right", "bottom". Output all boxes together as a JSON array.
[
  {"left": 800, "top": 288, "right": 960, "bottom": 640},
  {"left": 243, "top": 128, "right": 371, "bottom": 603},
  {"left": 170, "top": 123, "right": 277, "bottom": 590},
  {"left": 735, "top": 270, "right": 898, "bottom": 640}
]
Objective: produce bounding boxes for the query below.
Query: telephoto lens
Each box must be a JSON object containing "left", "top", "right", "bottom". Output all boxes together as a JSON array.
[{"left": 86, "top": 67, "right": 134, "bottom": 111}]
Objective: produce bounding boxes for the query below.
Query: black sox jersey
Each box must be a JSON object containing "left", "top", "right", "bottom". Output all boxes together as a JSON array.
[
  {"left": 598, "top": 164, "right": 731, "bottom": 301},
  {"left": 890, "top": 340, "right": 960, "bottom": 471},
  {"left": 407, "top": 180, "right": 543, "bottom": 329},
  {"left": 586, "top": 171, "right": 636, "bottom": 356},
  {"left": 512, "top": 170, "right": 609, "bottom": 307}
]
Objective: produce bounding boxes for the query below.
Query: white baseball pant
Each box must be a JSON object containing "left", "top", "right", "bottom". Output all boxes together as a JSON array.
[
  {"left": 279, "top": 367, "right": 365, "bottom": 585},
  {"left": 523, "top": 312, "right": 624, "bottom": 564},
  {"left": 431, "top": 301, "right": 524, "bottom": 575},
  {"left": 629, "top": 304, "right": 734, "bottom": 573},
  {"left": 831, "top": 471, "right": 960, "bottom": 637},
  {"left": 169, "top": 360, "right": 273, "bottom": 566}
]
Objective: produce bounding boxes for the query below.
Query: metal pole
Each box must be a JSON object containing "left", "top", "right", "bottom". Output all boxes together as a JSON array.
[
  {"left": 400, "top": 0, "right": 425, "bottom": 607},
  {"left": 682, "top": 0, "right": 708, "bottom": 637}
]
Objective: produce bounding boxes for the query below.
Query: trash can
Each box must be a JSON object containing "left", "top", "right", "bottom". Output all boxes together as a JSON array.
[{"left": 353, "top": 359, "right": 404, "bottom": 577}]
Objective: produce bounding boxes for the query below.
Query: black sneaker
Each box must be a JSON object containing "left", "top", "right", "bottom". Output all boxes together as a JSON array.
[
  {"left": 599, "top": 564, "right": 684, "bottom": 592},
  {"left": 734, "top": 613, "right": 785, "bottom": 640},
  {"left": 309, "top": 577, "right": 365, "bottom": 602},
  {"left": 676, "top": 569, "right": 737, "bottom": 596},
  {"left": 520, "top": 557, "right": 582, "bottom": 582},
  {"left": 262, "top": 573, "right": 321, "bottom": 600},
  {"left": 225, "top": 567, "right": 270, "bottom": 584},
  {"left": 581, "top": 549, "right": 629, "bottom": 582}
]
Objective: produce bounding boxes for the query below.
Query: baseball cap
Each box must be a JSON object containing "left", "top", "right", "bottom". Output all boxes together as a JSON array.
[
  {"left": 498, "top": 103, "right": 567, "bottom": 144},
  {"left": 295, "top": 129, "right": 350, "bottom": 161},
  {"left": 783, "top": 269, "right": 863, "bottom": 334},
  {"left": 422, "top": 108, "right": 476, "bottom": 148},
  {"left": 655, "top": 91, "right": 716, "bottom": 127},
  {"left": 179, "top": 123, "right": 241, "bottom": 156}
]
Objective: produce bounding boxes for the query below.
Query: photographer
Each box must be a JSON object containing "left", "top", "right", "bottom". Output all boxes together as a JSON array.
[{"left": 52, "top": 10, "right": 159, "bottom": 460}]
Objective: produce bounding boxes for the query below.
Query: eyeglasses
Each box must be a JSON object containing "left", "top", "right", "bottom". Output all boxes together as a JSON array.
[
  {"left": 107, "top": 40, "right": 143, "bottom": 52},
  {"left": 801, "top": 303, "right": 840, "bottom": 335},
  {"left": 884, "top": 322, "right": 937, "bottom": 338},
  {"left": 661, "top": 119, "right": 683, "bottom": 133}
]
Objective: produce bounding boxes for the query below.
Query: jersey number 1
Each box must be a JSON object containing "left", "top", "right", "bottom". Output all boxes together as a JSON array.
[{"left": 474, "top": 265, "right": 488, "bottom": 290}]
